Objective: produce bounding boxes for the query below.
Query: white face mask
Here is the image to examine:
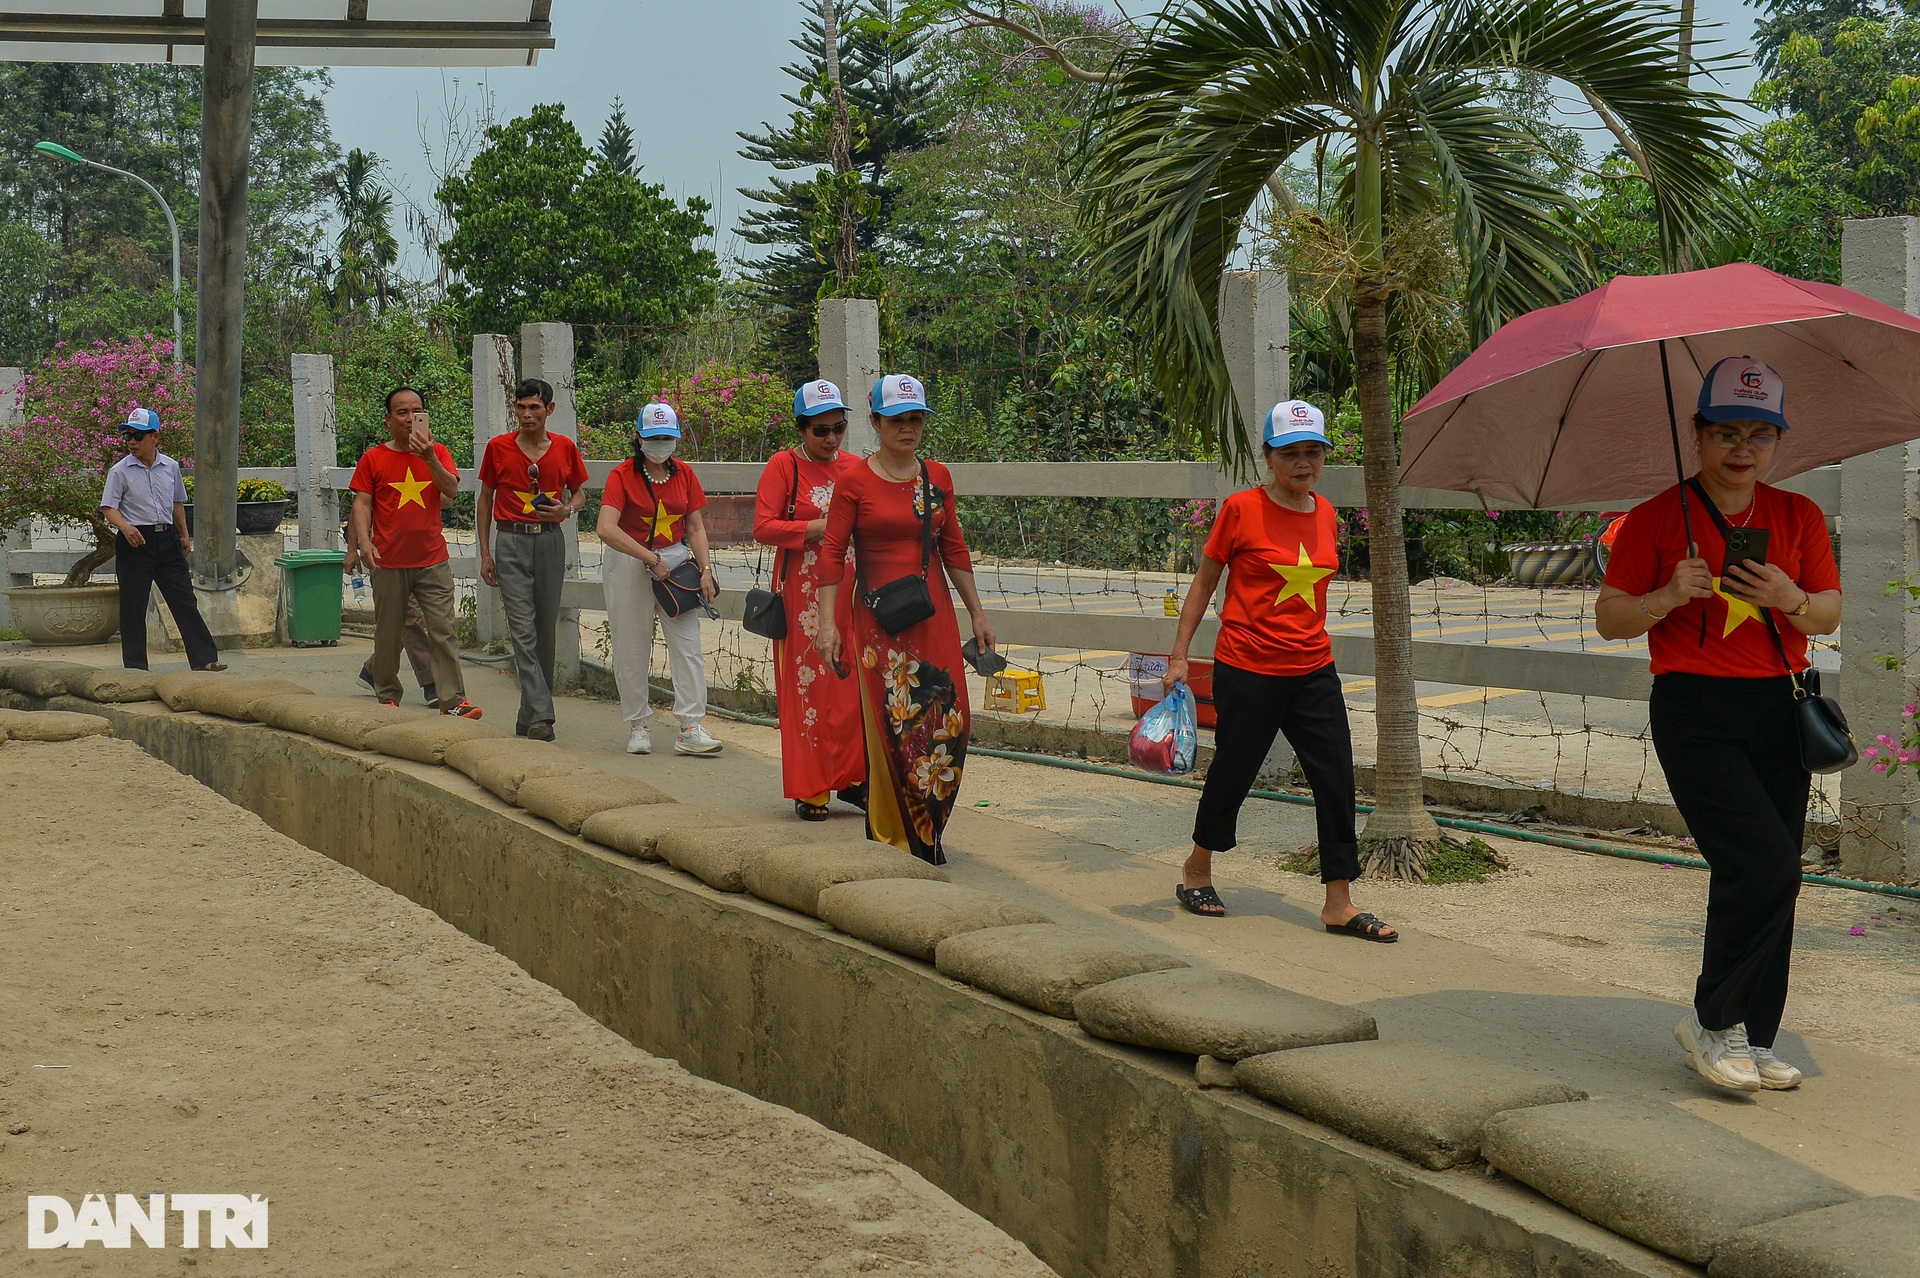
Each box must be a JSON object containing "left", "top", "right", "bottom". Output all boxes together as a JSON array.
[{"left": 640, "top": 439, "right": 677, "bottom": 464}]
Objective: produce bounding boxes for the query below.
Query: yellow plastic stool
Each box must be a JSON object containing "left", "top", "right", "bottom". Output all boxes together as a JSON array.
[{"left": 985, "top": 669, "right": 1046, "bottom": 713}]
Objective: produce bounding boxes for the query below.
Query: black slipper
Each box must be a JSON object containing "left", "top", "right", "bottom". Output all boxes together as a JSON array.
[
  {"left": 794, "top": 799, "right": 830, "bottom": 822},
  {"left": 1175, "top": 882, "right": 1227, "bottom": 917},
  {"left": 836, "top": 783, "right": 869, "bottom": 811},
  {"left": 193, "top": 661, "right": 228, "bottom": 672},
  {"left": 1325, "top": 911, "right": 1398, "bottom": 943}
]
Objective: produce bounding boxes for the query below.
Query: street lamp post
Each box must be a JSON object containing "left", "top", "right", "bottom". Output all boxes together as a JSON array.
[{"left": 32, "top": 140, "right": 184, "bottom": 372}]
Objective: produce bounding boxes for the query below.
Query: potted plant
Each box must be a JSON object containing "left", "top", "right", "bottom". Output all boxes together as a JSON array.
[
  {"left": 0, "top": 335, "right": 195, "bottom": 644},
  {"left": 181, "top": 476, "right": 290, "bottom": 536}
]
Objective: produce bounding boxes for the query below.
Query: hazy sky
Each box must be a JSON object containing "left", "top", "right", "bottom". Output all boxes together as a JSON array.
[{"left": 321, "top": 0, "right": 1771, "bottom": 275}]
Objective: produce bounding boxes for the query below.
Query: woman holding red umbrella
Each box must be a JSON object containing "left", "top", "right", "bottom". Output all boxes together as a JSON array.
[{"left": 1596, "top": 357, "right": 1840, "bottom": 1094}]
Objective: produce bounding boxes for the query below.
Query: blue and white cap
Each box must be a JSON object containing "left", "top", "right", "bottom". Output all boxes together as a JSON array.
[
  {"left": 120, "top": 407, "right": 162, "bottom": 435},
  {"left": 1699, "top": 356, "right": 1789, "bottom": 431},
  {"left": 869, "top": 373, "right": 931, "bottom": 417},
  {"left": 1262, "top": 399, "right": 1328, "bottom": 449},
  {"left": 793, "top": 378, "right": 845, "bottom": 417},
  {"left": 636, "top": 401, "right": 681, "bottom": 439}
]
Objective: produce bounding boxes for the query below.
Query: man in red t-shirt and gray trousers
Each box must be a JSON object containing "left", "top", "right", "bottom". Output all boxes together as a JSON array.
[
  {"left": 345, "top": 387, "right": 481, "bottom": 719},
  {"left": 477, "top": 378, "right": 588, "bottom": 740}
]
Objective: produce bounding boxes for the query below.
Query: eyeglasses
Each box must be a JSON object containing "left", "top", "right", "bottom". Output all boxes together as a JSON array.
[
  {"left": 1706, "top": 429, "right": 1779, "bottom": 451},
  {"left": 808, "top": 423, "right": 847, "bottom": 437}
]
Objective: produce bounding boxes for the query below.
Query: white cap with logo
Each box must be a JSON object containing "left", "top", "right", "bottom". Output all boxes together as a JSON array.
[
  {"left": 1698, "top": 356, "right": 1790, "bottom": 431},
  {"left": 870, "top": 374, "right": 932, "bottom": 417},
  {"left": 1262, "top": 399, "right": 1329, "bottom": 449},
  {"left": 636, "top": 401, "right": 681, "bottom": 438},
  {"left": 794, "top": 379, "right": 845, "bottom": 416}
]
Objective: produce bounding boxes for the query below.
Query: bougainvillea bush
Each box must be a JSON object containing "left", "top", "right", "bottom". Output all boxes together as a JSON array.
[
  {"left": 0, "top": 335, "right": 195, "bottom": 585},
  {"left": 578, "top": 361, "right": 792, "bottom": 461}
]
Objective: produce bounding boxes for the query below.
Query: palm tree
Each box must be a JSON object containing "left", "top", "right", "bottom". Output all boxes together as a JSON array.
[
  {"left": 1079, "top": 0, "right": 1736, "bottom": 877},
  {"left": 326, "top": 148, "right": 399, "bottom": 315}
]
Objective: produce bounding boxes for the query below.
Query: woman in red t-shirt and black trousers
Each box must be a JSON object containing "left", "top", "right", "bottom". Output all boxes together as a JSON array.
[
  {"left": 1166, "top": 401, "right": 1395, "bottom": 942},
  {"left": 1598, "top": 358, "right": 1840, "bottom": 1095}
]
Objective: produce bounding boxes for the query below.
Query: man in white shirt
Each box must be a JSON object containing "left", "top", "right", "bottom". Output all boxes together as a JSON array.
[{"left": 98, "top": 408, "right": 224, "bottom": 671}]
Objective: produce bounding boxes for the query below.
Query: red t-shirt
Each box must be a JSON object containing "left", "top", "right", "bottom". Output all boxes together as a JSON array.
[
  {"left": 349, "top": 442, "right": 456, "bottom": 570},
  {"left": 1602, "top": 481, "right": 1839, "bottom": 677},
  {"left": 1202, "top": 489, "right": 1340, "bottom": 676},
  {"left": 601, "top": 459, "right": 708, "bottom": 549},
  {"left": 478, "top": 432, "right": 588, "bottom": 525}
]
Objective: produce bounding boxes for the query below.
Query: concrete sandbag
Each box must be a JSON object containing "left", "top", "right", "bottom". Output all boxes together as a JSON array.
[
  {"left": 0, "top": 707, "right": 112, "bottom": 741},
  {"left": 815, "top": 880, "right": 1052, "bottom": 961},
  {"left": 933, "top": 923, "right": 1187, "bottom": 1019},
  {"left": 1074, "top": 968, "right": 1377, "bottom": 1063},
  {"left": 4, "top": 659, "right": 94, "bottom": 699},
  {"left": 154, "top": 670, "right": 224, "bottom": 710},
  {"left": 69, "top": 667, "right": 161, "bottom": 703},
  {"left": 579, "top": 804, "right": 743, "bottom": 862},
  {"left": 742, "top": 842, "right": 949, "bottom": 917},
  {"left": 175, "top": 677, "right": 316, "bottom": 722},
  {"left": 1708, "top": 1196, "right": 1920, "bottom": 1278},
  {"left": 657, "top": 828, "right": 779, "bottom": 893},
  {"left": 513, "top": 771, "right": 673, "bottom": 834},
  {"left": 363, "top": 716, "right": 505, "bottom": 765},
  {"left": 467, "top": 751, "right": 598, "bottom": 805},
  {"left": 1482, "top": 1099, "right": 1857, "bottom": 1264},
  {"left": 249, "top": 695, "right": 419, "bottom": 750},
  {"left": 1234, "top": 1040, "right": 1583, "bottom": 1170}
]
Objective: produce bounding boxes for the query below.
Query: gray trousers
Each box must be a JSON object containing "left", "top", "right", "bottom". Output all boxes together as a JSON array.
[
  {"left": 493, "top": 525, "right": 566, "bottom": 730},
  {"left": 371, "top": 561, "right": 464, "bottom": 709}
]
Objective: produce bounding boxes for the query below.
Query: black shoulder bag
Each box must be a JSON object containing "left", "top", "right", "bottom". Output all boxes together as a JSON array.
[
  {"left": 862, "top": 460, "right": 937, "bottom": 635},
  {"left": 742, "top": 452, "right": 799, "bottom": 640},
  {"left": 1686, "top": 478, "right": 1857, "bottom": 774},
  {"left": 637, "top": 459, "right": 715, "bottom": 621}
]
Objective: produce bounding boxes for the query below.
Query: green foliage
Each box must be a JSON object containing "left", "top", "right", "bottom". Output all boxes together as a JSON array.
[
  {"left": 597, "top": 99, "right": 638, "bottom": 176},
  {"left": 0, "top": 222, "right": 52, "bottom": 363},
  {"left": 316, "top": 148, "right": 400, "bottom": 315},
  {"left": 236, "top": 477, "right": 287, "bottom": 502},
  {"left": 439, "top": 104, "right": 718, "bottom": 335},
  {"left": 580, "top": 362, "right": 791, "bottom": 462}
]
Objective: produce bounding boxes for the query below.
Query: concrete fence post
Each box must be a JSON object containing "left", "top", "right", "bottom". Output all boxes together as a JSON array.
[
  {"left": 0, "top": 366, "right": 26, "bottom": 629},
  {"left": 521, "top": 321, "right": 582, "bottom": 684},
  {"left": 1219, "top": 269, "right": 1296, "bottom": 784},
  {"left": 818, "top": 298, "right": 882, "bottom": 456},
  {"left": 290, "top": 353, "right": 340, "bottom": 550},
  {"left": 1837, "top": 217, "right": 1920, "bottom": 884},
  {"left": 472, "top": 334, "right": 517, "bottom": 647}
]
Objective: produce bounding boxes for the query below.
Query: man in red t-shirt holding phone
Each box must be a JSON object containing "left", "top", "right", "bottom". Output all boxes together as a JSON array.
[
  {"left": 477, "top": 378, "right": 589, "bottom": 741},
  {"left": 346, "top": 387, "right": 481, "bottom": 719}
]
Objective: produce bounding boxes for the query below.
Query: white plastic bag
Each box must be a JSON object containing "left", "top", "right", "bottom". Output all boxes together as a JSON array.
[{"left": 1130, "top": 681, "right": 1198, "bottom": 775}]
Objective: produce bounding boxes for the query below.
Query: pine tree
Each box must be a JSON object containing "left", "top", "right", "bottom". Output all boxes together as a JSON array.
[
  {"left": 735, "top": 0, "right": 935, "bottom": 378},
  {"left": 597, "top": 98, "right": 637, "bottom": 176}
]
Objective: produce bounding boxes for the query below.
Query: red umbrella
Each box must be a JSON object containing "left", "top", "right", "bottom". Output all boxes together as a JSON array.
[{"left": 1400, "top": 263, "right": 1920, "bottom": 509}]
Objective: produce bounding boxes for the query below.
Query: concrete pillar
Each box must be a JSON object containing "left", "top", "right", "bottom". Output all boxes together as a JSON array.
[
  {"left": 818, "top": 298, "right": 881, "bottom": 456},
  {"left": 189, "top": 0, "right": 259, "bottom": 592},
  {"left": 1838, "top": 217, "right": 1920, "bottom": 884},
  {"left": 291, "top": 354, "right": 340, "bottom": 550},
  {"left": 520, "top": 321, "right": 581, "bottom": 683},
  {"left": 0, "top": 366, "right": 25, "bottom": 629},
  {"left": 471, "top": 334, "right": 516, "bottom": 647},
  {"left": 1219, "top": 269, "right": 1295, "bottom": 785}
]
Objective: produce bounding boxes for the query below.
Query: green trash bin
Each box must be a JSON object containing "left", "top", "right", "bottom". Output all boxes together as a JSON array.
[{"left": 274, "top": 549, "right": 347, "bottom": 646}]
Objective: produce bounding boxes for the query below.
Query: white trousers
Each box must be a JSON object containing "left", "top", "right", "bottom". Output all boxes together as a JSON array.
[{"left": 603, "top": 543, "right": 707, "bottom": 728}]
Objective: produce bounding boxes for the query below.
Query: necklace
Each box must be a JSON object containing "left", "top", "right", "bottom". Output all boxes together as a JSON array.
[
  {"left": 1732, "top": 495, "right": 1759, "bottom": 527},
  {"left": 873, "top": 453, "right": 918, "bottom": 482},
  {"left": 1263, "top": 480, "right": 1314, "bottom": 513}
]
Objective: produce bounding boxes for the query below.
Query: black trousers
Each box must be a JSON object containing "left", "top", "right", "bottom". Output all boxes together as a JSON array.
[
  {"left": 1194, "top": 659, "right": 1361, "bottom": 882},
  {"left": 1650, "top": 673, "right": 1807, "bottom": 1048},
  {"left": 115, "top": 529, "right": 219, "bottom": 671}
]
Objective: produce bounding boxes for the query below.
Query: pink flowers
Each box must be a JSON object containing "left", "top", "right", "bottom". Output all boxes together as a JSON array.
[{"left": 1849, "top": 925, "right": 1867, "bottom": 936}]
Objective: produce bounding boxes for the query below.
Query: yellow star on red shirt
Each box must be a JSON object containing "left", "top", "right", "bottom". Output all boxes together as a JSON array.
[
  {"left": 648, "top": 506, "right": 684, "bottom": 542},
  {"left": 1270, "top": 543, "right": 1334, "bottom": 610},
  {"left": 514, "top": 488, "right": 557, "bottom": 515},
  {"left": 390, "top": 471, "right": 432, "bottom": 509},
  {"left": 1711, "top": 576, "right": 1764, "bottom": 637}
]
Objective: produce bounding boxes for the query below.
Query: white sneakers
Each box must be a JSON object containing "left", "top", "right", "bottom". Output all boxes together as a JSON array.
[
  {"left": 1750, "top": 1044, "right": 1804, "bottom": 1090},
  {"left": 674, "top": 724, "right": 722, "bottom": 756},
  {"left": 626, "top": 721, "right": 722, "bottom": 756}
]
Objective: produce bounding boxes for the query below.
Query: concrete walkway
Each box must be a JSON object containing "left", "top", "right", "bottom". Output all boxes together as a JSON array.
[{"left": 20, "top": 636, "right": 1920, "bottom": 1207}]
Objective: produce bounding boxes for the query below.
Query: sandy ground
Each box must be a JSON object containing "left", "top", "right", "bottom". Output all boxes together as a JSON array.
[{"left": 0, "top": 736, "right": 1056, "bottom": 1277}]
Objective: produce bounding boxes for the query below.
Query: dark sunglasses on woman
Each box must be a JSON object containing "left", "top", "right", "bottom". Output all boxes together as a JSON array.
[{"left": 809, "top": 422, "right": 848, "bottom": 437}]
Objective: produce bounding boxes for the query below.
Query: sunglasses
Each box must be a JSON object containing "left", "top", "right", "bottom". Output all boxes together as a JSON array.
[
  {"left": 1706, "top": 429, "right": 1780, "bottom": 451},
  {"left": 808, "top": 422, "right": 848, "bottom": 438}
]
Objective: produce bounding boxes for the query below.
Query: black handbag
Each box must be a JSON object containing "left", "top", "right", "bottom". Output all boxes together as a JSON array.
[
  {"left": 1685, "top": 479, "right": 1857, "bottom": 774},
  {"left": 862, "top": 460, "right": 937, "bottom": 635},
  {"left": 636, "top": 460, "right": 716, "bottom": 620},
  {"left": 742, "top": 453, "right": 799, "bottom": 641}
]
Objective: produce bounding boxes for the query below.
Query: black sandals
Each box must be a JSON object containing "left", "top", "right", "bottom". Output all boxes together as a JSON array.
[
  {"left": 1175, "top": 883, "right": 1227, "bottom": 918},
  {"left": 1325, "top": 912, "right": 1398, "bottom": 943}
]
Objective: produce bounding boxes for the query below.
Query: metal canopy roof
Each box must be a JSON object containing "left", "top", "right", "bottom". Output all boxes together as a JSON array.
[{"left": 0, "top": 2, "right": 554, "bottom": 67}]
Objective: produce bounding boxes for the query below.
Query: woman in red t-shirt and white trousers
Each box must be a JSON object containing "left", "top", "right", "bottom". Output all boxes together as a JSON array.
[
  {"left": 1166, "top": 401, "right": 1395, "bottom": 942},
  {"left": 596, "top": 402, "right": 723, "bottom": 757},
  {"left": 1598, "top": 358, "right": 1840, "bottom": 1094}
]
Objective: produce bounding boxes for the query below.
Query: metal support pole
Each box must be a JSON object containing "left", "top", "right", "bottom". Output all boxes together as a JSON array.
[{"left": 190, "top": 0, "right": 259, "bottom": 590}]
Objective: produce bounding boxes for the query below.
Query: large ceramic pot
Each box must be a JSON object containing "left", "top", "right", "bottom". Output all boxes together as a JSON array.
[
  {"left": 1505, "top": 542, "right": 1600, "bottom": 588},
  {"left": 237, "top": 499, "right": 289, "bottom": 535},
  {"left": 5, "top": 584, "right": 120, "bottom": 645}
]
